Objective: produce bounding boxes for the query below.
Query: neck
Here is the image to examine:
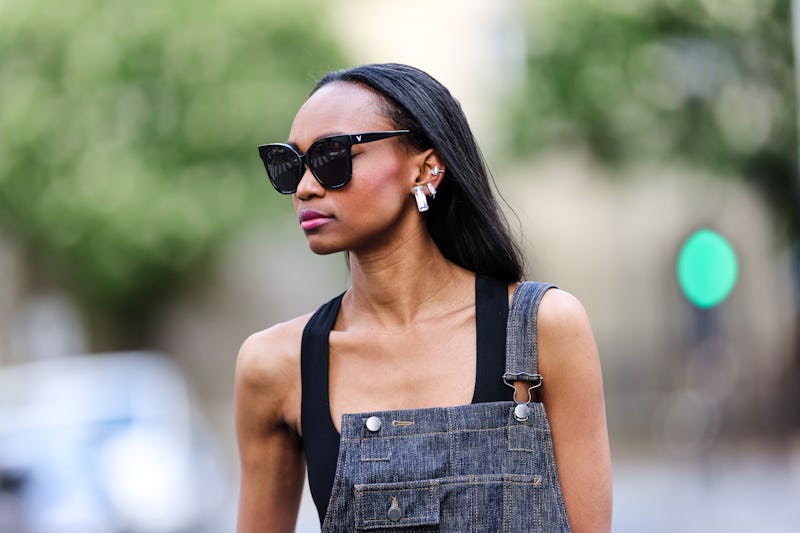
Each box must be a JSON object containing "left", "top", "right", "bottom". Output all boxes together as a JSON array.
[{"left": 345, "top": 228, "right": 474, "bottom": 328}]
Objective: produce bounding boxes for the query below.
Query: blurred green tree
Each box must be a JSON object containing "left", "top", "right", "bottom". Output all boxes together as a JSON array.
[
  {"left": 0, "top": 0, "right": 345, "bottom": 348},
  {"left": 506, "top": 0, "right": 797, "bottom": 239}
]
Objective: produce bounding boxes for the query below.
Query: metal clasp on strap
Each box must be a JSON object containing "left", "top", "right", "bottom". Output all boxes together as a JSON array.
[{"left": 503, "top": 373, "right": 543, "bottom": 422}]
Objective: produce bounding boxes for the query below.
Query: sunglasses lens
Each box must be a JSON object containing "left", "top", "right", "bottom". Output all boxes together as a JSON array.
[
  {"left": 308, "top": 139, "right": 350, "bottom": 188},
  {"left": 264, "top": 146, "right": 301, "bottom": 193}
]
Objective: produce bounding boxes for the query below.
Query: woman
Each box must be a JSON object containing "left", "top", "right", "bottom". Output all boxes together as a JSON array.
[{"left": 235, "top": 63, "right": 611, "bottom": 532}]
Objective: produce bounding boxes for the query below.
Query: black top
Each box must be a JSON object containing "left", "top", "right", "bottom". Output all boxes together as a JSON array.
[{"left": 300, "top": 275, "right": 510, "bottom": 523}]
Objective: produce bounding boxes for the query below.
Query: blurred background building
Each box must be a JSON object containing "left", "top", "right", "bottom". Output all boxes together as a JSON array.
[{"left": 0, "top": 0, "right": 798, "bottom": 531}]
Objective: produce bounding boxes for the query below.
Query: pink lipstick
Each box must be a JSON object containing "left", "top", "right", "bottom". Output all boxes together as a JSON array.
[{"left": 299, "top": 209, "right": 333, "bottom": 231}]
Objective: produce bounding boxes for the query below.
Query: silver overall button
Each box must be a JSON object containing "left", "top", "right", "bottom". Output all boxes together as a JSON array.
[
  {"left": 387, "top": 496, "right": 402, "bottom": 522},
  {"left": 365, "top": 416, "right": 382, "bottom": 432},
  {"left": 514, "top": 403, "right": 531, "bottom": 422}
]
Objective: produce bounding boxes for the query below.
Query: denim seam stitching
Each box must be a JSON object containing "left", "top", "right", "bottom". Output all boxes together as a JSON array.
[
  {"left": 355, "top": 481, "right": 362, "bottom": 530},
  {"left": 472, "top": 476, "right": 478, "bottom": 533},
  {"left": 353, "top": 424, "right": 549, "bottom": 441},
  {"left": 430, "top": 482, "right": 436, "bottom": 524},
  {"left": 359, "top": 439, "right": 391, "bottom": 462},
  {"left": 502, "top": 477, "right": 509, "bottom": 533},
  {"left": 447, "top": 408, "right": 456, "bottom": 477},
  {"left": 358, "top": 475, "right": 545, "bottom": 488},
  {"left": 452, "top": 408, "right": 461, "bottom": 475}
]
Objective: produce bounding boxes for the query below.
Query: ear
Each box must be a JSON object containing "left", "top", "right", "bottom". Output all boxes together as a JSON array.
[{"left": 412, "top": 149, "right": 446, "bottom": 191}]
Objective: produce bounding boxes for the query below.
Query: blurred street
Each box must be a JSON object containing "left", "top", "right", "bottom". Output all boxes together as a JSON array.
[{"left": 610, "top": 443, "right": 800, "bottom": 533}]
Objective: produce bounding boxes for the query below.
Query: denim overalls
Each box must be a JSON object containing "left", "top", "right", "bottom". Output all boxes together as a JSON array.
[{"left": 320, "top": 282, "right": 572, "bottom": 532}]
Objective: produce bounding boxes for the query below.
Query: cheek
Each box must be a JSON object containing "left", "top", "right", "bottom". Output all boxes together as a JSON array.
[
  {"left": 354, "top": 155, "right": 410, "bottom": 198},
  {"left": 329, "top": 157, "right": 412, "bottom": 239}
]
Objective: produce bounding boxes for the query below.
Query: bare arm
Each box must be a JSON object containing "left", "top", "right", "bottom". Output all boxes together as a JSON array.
[
  {"left": 235, "top": 326, "right": 306, "bottom": 533},
  {"left": 538, "top": 289, "right": 612, "bottom": 533}
]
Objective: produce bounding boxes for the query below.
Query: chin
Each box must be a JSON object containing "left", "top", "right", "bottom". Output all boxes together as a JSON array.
[{"left": 306, "top": 238, "right": 345, "bottom": 256}]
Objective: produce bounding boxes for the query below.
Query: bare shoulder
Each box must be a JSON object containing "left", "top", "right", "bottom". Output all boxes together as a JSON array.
[
  {"left": 236, "top": 314, "right": 312, "bottom": 381},
  {"left": 507, "top": 283, "right": 595, "bottom": 347},
  {"left": 536, "top": 287, "right": 604, "bottom": 404},
  {"left": 538, "top": 288, "right": 594, "bottom": 343},
  {"left": 235, "top": 313, "right": 313, "bottom": 431}
]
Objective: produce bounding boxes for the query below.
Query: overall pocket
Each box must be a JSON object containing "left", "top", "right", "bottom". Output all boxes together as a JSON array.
[
  {"left": 354, "top": 479, "right": 440, "bottom": 530},
  {"left": 353, "top": 474, "right": 551, "bottom": 532}
]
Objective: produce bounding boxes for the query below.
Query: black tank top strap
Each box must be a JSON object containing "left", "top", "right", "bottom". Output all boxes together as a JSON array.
[
  {"left": 300, "top": 291, "right": 344, "bottom": 524},
  {"left": 473, "top": 274, "right": 511, "bottom": 403}
]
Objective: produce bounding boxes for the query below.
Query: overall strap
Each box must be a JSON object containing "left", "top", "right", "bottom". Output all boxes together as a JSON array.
[{"left": 503, "top": 281, "right": 558, "bottom": 388}]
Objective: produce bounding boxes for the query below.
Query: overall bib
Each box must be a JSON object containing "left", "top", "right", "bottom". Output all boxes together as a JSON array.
[{"left": 309, "top": 282, "right": 572, "bottom": 532}]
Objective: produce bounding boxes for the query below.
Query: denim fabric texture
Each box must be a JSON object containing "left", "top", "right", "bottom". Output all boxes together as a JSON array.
[{"left": 322, "top": 282, "right": 572, "bottom": 532}]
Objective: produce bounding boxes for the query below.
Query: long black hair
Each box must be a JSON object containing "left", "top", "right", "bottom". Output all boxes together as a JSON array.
[{"left": 315, "top": 63, "right": 524, "bottom": 282}]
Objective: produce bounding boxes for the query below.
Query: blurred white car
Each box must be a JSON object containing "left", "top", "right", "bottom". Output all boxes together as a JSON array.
[{"left": 0, "top": 352, "right": 231, "bottom": 533}]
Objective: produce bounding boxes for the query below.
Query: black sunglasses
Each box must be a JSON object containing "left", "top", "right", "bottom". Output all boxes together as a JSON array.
[{"left": 258, "top": 130, "right": 411, "bottom": 194}]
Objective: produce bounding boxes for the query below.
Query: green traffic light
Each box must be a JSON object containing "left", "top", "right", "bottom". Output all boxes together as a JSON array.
[{"left": 677, "top": 229, "right": 738, "bottom": 308}]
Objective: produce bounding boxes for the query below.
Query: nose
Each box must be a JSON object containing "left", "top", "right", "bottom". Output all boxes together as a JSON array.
[{"left": 295, "top": 163, "right": 324, "bottom": 200}]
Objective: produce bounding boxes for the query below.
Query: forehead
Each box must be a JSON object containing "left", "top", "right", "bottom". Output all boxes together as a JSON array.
[{"left": 288, "top": 82, "right": 391, "bottom": 145}]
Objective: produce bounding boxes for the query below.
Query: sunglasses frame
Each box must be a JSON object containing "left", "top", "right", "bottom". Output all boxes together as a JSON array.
[{"left": 258, "top": 130, "right": 412, "bottom": 194}]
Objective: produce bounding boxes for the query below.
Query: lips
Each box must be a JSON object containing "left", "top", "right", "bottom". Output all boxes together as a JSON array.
[{"left": 298, "top": 209, "right": 333, "bottom": 231}]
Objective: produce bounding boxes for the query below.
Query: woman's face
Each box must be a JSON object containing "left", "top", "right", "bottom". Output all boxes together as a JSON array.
[{"left": 288, "top": 82, "right": 423, "bottom": 255}]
